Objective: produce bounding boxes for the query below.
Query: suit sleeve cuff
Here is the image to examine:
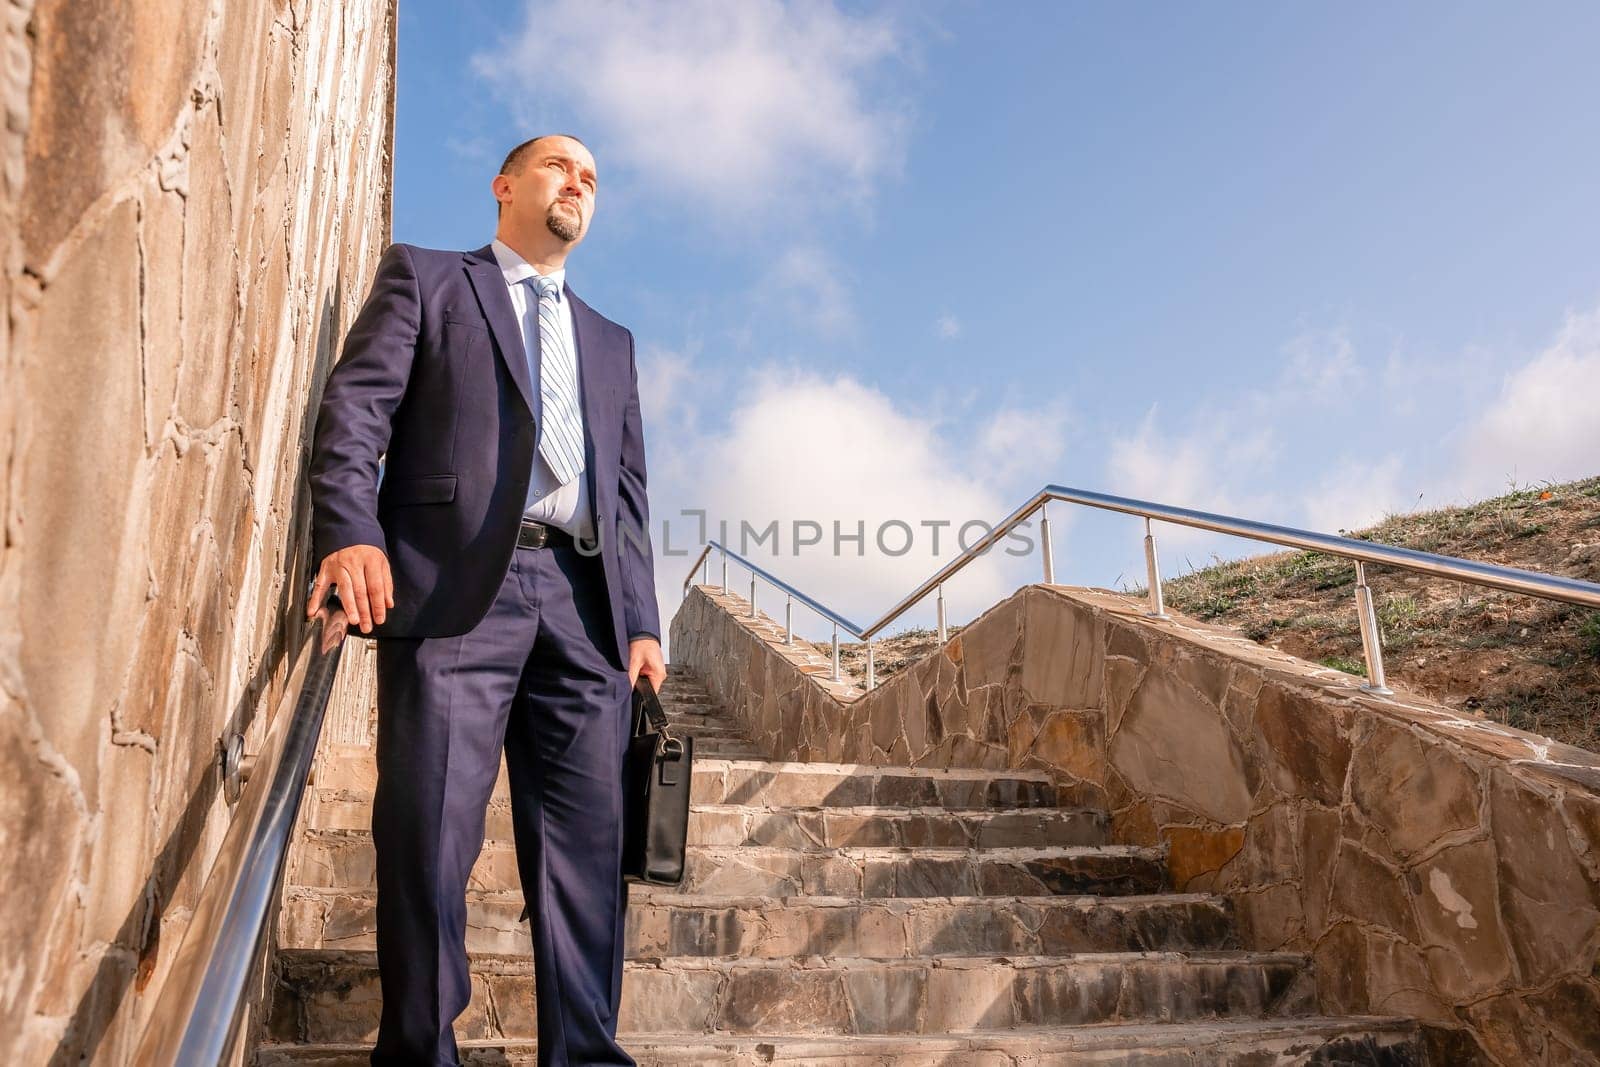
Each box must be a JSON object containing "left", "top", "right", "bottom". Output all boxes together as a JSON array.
[{"left": 627, "top": 631, "right": 661, "bottom": 644}]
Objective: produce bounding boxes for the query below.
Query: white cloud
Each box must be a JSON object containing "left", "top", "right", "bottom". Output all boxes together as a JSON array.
[
  {"left": 1299, "top": 455, "right": 1413, "bottom": 534},
  {"left": 1098, "top": 305, "right": 1600, "bottom": 584},
  {"left": 935, "top": 313, "right": 960, "bottom": 339},
  {"left": 445, "top": 136, "right": 495, "bottom": 165},
  {"left": 647, "top": 366, "right": 1049, "bottom": 646},
  {"left": 474, "top": 0, "right": 910, "bottom": 216},
  {"left": 1277, "top": 326, "right": 1358, "bottom": 396},
  {"left": 756, "top": 246, "right": 858, "bottom": 338},
  {"left": 636, "top": 342, "right": 697, "bottom": 430},
  {"left": 1104, "top": 406, "right": 1275, "bottom": 517},
  {"left": 1457, "top": 306, "right": 1600, "bottom": 493},
  {"left": 1101, "top": 397, "right": 1358, "bottom": 577},
  {"left": 975, "top": 403, "right": 1072, "bottom": 488}
]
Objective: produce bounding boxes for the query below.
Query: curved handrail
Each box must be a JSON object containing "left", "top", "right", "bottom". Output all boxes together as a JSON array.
[
  {"left": 689, "top": 540, "right": 867, "bottom": 636},
  {"left": 133, "top": 603, "right": 349, "bottom": 1065},
  {"left": 683, "top": 482, "right": 1600, "bottom": 691}
]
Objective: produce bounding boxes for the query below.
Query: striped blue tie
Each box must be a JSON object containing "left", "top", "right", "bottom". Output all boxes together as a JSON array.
[{"left": 527, "top": 275, "right": 585, "bottom": 485}]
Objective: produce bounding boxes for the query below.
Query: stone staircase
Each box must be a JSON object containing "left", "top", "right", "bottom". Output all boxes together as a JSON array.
[{"left": 256, "top": 666, "right": 1424, "bottom": 1065}]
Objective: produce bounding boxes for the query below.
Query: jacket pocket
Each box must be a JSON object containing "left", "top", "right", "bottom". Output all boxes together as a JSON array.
[{"left": 383, "top": 473, "right": 458, "bottom": 506}]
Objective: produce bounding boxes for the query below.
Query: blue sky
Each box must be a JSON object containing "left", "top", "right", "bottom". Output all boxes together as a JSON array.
[{"left": 393, "top": 1, "right": 1600, "bottom": 644}]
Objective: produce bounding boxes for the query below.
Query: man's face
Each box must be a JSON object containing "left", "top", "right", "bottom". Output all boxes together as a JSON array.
[{"left": 497, "top": 136, "right": 598, "bottom": 245}]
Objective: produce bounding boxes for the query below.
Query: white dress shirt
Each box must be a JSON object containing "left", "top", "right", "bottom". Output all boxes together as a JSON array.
[{"left": 492, "top": 238, "right": 594, "bottom": 544}]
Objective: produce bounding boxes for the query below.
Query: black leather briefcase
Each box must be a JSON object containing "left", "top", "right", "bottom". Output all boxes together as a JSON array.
[{"left": 622, "top": 676, "right": 693, "bottom": 886}]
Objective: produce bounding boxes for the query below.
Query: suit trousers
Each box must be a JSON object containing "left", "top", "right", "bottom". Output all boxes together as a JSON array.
[{"left": 369, "top": 538, "right": 635, "bottom": 1067}]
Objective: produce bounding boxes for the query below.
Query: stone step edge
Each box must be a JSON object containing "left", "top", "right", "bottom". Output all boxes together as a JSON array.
[
  {"left": 276, "top": 948, "right": 1306, "bottom": 973},
  {"left": 296, "top": 833, "right": 1160, "bottom": 863},
  {"left": 317, "top": 757, "right": 1060, "bottom": 780},
  {"left": 687, "top": 803, "right": 1106, "bottom": 818},
  {"left": 255, "top": 1016, "right": 1421, "bottom": 1058},
  {"left": 283, "top": 886, "right": 1219, "bottom": 910},
  {"left": 307, "top": 799, "right": 1109, "bottom": 820}
]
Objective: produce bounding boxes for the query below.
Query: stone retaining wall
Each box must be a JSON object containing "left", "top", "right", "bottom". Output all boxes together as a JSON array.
[
  {"left": 1, "top": 1, "right": 394, "bottom": 1061},
  {"left": 670, "top": 582, "right": 1600, "bottom": 1063}
]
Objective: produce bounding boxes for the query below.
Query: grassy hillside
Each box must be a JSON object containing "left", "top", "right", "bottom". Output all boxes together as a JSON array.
[
  {"left": 1162, "top": 476, "right": 1600, "bottom": 751},
  {"left": 829, "top": 476, "right": 1600, "bottom": 753}
]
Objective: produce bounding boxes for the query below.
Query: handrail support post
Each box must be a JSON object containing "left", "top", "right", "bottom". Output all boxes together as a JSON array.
[
  {"left": 1354, "top": 561, "right": 1393, "bottom": 695},
  {"left": 1040, "top": 501, "right": 1055, "bottom": 584},
  {"left": 720, "top": 549, "right": 728, "bottom": 592},
  {"left": 831, "top": 623, "right": 840, "bottom": 682},
  {"left": 866, "top": 640, "right": 876, "bottom": 690},
  {"left": 1144, "top": 518, "right": 1168, "bottom": 619},
  {"left": 936, "top": 583, "right": 947, "bottom": 644},
  {"left": 749, "top": 572, "right": 757, "bottom": 617},
  {"left": 785, "top": 595, "right": 793, "bottom": 644}
]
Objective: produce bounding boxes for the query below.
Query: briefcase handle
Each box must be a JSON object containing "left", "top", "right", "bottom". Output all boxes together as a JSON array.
[{"left": 633, "top": 677, "right": 683, "bottom": 758}]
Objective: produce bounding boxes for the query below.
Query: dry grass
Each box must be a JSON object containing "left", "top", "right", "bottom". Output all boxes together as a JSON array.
[{"left": 1162, "top": 475, "right": 1600, "bottom": 752}]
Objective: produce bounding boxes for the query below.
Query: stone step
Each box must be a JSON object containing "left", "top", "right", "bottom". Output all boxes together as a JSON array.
[
  {"left": 678, "top": 737, "right": 765, "bottom": 757},
  {"left": 279, "top": 888, "right": 1235, "bottom": 958},
  {"left": 658, "top": 699, "right": 716, "bottom": 714},
  {"left": 656, "top": 683, "right": 711, "bottom": 697},
  {"left": 656, "top": 719, "right": 749, "bottom": 738},
  {"left": 657, "top": 687, "right": 713, "bottom": 702},
  {"left": 265, "top": 950, "right": 1316, "bottom": 1043},
  {"left": 290, "top": 833, "right": 1166, "bottom": 898},
  {"left": 312, "top": 756, "right": 1070, "bottom": 810},
  {"left": 686, "top": 804, "right": 1109, "bottom": 850},
  {"left": 254, "top": 1017, "right": 1424, "bottom": 1066},
  {"left": 662, "top": 720, "right": 746, "bottom": 738},
  {"left": 307, "top": 793, "right": 1108, "bottom": 849}
]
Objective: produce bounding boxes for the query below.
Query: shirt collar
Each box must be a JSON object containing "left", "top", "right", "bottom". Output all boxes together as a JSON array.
[{"left": 491, "top": 238, "right": 566, "bottom": 298}]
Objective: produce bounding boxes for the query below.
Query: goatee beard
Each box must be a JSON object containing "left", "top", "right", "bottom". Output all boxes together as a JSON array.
[{"left": 545, "top": 202, "right": 582, "bottom": 242}]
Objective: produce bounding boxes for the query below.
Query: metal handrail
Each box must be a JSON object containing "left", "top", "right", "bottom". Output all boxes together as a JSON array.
[
  {"left": 683, "top": 483, "right": 1600, "bottom": 693},
  {"left": 133, "top": 604, "right": 349, "bottom": 1065}
]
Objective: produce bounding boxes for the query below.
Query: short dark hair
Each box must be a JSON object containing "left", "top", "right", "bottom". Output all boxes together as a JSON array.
[{"left": 496, "top": 134, "right": 589, "bottom": 214}]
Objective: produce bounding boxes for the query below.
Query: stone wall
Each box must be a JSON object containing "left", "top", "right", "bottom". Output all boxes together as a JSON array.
[
  {"left": 671, "top": 582, "right": 1600, "bottom": 1063},
  {"left": 0, "top": 0, "right": 394, "bottom": 1061}
]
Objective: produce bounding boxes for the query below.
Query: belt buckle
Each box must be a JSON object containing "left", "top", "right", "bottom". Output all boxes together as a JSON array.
[{"left": 519, "top": 521, "right": 549, "bottom": 549}]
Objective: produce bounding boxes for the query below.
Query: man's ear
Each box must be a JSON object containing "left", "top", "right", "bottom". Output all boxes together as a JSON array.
[{"left": 491, "top": 173, "right": 511, "bottom": 209}]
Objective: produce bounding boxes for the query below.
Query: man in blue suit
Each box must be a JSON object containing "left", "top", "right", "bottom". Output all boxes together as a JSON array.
[{"left": 306, "top": 133, "right": 664, "bottom": 1066}]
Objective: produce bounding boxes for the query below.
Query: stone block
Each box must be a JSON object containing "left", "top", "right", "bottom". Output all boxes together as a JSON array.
[
  {"left": 923, "top": 961, "right": 1012, "bottom": 1030},
  {"left": 1252, "top": 683, "right": 1352, "bottom": 808},
  {"left": 1409, "top": 839, "right": 1514, "bottom": 1002},
  {"left": 1109, "top": 667, "right": 1253, "bottom": 824},
  {"left": 1163, "top": 824, "right": 1245, "bottom": 889},
  {"left": 140, "top": 175, "right": 186, "bottom": 444},
  {"left": 1489, "top": 770, "right": 1600, "bottom": 987},
  {"left": 719, "top": 965, "right": 848, "bottom": 1032},
  {"left": 20, "top": 0, "right": 206, "bottom": 260},
  {"left": 1350, "top": 718, "right": 1482, "bottom": 859},
  {"left": 177, "top": 101, "right": 239, "bottom": 429},
  {"left": 1021, "top": 589, "right": 1103, "bottom": 707},
  {"left": 1329, "top": 841, "right": 1419, "bottom": 943},
  {"left": 0, "top": 702, "right": 87, "bottom": 1038},
  {"left": 843, "top": 964, "right": 923, "bottom": 1033},
  {"left": 956, "top": 600, "right": 1021, "bottom": 688},
  {"left": 1023, "top": 708, "right": 1105, "bottom": 785},
  {"left": 19, "top": 196, "right": 146, "bottom": 806}
]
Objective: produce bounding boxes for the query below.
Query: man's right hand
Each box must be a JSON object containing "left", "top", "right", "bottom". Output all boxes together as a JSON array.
[{"left": 307, "top": 544, "right": 394, "bottom": 634}]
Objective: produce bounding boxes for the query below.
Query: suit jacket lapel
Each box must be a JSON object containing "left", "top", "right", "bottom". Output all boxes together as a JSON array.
[{"left": 463, "top": 246, "right": 538, "bottom": 419}]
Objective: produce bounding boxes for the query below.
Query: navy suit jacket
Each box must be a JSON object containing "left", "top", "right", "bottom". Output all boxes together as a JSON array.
[{"left": 307, "top": 242, "right": 660, "bottom": 668}]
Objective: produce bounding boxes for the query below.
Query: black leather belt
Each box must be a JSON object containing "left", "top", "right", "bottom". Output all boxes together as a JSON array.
[{"left": 517, "top": 519, "right": 572, "bottom": 550}]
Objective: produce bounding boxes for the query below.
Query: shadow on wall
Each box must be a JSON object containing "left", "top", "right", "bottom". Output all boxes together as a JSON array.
[{"left": 48, "top": 286, "right": 342, "bottom": 1066}]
